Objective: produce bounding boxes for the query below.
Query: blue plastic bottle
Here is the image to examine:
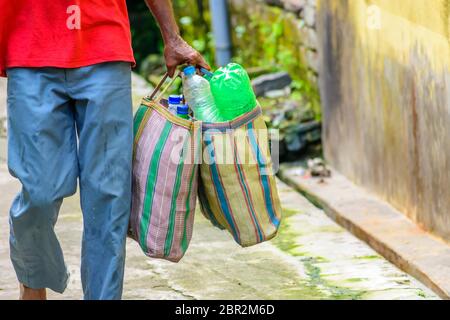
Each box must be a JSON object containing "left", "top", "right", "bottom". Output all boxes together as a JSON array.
[
  {"left": 168, "top": 95, "right": 183, "bottom": 115},
  {"left": 177, "top": 104, "right": 190, "bottom": 120}
]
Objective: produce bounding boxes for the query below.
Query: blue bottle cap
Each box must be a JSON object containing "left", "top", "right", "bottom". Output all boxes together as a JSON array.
[
  {"left": 183, "top": 66, "right": 196, "bottom": 76},
  {"left": 200, "top": 68, "right": 214, "bottom": 77},
  {"left": 168, "top": 95, "right": 183, "bottom": 105},
  {"left": 177, "top": 104, "right": 189, "bottom": 115}
]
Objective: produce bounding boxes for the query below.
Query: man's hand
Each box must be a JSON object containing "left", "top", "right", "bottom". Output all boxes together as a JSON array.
[
  {"left": 164, "top": 35, "right": 210, "bottom": 77},
  {"left": 145, "top": 0, "right": 211, "bottom": 77}
]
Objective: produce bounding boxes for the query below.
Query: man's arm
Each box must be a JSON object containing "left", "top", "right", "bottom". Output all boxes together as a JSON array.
[{"left": 145, "top": 0, "right": 210, "bottom": 77}]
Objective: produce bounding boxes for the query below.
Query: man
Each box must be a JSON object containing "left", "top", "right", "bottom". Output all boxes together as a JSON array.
[{"left": 0, "top": 0, "right": 209, "bottom": 300}]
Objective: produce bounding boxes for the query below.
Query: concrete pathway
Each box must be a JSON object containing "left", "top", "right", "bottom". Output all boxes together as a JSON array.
[
  {"left": 0, "top": 163, "right": 437, "bottom": 300},
  {"left": 280, "top": 163, "right": 450, "bottom": 298}
]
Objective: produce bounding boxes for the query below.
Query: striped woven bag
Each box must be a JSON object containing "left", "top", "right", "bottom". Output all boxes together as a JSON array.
[
  {"left": 129, "top": 72, "right": 201, "bottom": 262},
  {"left": 198, "top": 106, "right": 282, "bottom": 247}
]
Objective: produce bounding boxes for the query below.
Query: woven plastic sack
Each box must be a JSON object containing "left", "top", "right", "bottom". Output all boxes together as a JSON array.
[
  {"left": 129, "top": 73, "right": 201, "bottom": 262},
  {"left": 198, "top": 105, "right": 282, "bottom": 247}
]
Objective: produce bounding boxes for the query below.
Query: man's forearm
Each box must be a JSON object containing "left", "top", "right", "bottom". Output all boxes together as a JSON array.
[
  {"left": 145, "top": 0, "right": 180, "bottom": 44},
  {"left": 143, "top": 0, "right": 210, "bottom": 76}
]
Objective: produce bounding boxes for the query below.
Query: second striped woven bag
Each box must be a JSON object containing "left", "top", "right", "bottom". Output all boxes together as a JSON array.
[{"left": 198, "top": 105, "right": 282, "bottom": 247}]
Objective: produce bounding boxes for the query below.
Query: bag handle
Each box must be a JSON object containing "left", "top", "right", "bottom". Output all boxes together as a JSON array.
[
  {"left": 147, "top": 66, "right": 212, "bottom": 101},
  {"left": 147, "top": 69, "right": 182, "bottom": 101}
]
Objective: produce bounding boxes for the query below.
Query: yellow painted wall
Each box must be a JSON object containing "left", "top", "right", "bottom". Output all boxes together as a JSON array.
[{"left": 317, "top": 0, "right": 450, "bottom": 240}]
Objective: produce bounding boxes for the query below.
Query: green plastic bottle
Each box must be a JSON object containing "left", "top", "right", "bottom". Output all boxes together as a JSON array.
[{"left": 210, "top": 63, "right": 257, "bottom": 121}]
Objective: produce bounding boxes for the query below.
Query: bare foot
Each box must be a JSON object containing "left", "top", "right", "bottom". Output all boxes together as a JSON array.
[{"left": 19, "top": 283, "right": 47, "bottom": 300}]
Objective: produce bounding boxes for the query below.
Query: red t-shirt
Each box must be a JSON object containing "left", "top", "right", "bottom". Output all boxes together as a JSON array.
[{"left": 0, "top": 0, "right": 135, "bottom": 77}]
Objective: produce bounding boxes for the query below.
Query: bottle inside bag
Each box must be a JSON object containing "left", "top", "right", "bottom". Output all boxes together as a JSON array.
[
  {"left": 168, "top": 95, "right": 183, "bottom": 115},
  {"left": 177, "top": 104, "right": 190, "bottom": 120},
  {"left": 210, "top": 63, "right": 257, "bottom": 121},
  {"left": 182, "top": 66, "right": 222, "bottom": 122}
]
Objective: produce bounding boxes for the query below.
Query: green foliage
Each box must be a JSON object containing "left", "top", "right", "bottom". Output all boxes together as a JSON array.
[
  {"left": 172, "top": 0, "right": 215, "bottom": 67},
  {"left": 126, "top": 0, "right": 164, "bottom": 69},
  {"left": 229, "top": 4, "right": 321, "bottom": 120},
  {"left": 127, "top": 0, "right": 321, "bottom": 121},
  {"left": 127, "top": 0, "right": 215, "bottom": 71}
]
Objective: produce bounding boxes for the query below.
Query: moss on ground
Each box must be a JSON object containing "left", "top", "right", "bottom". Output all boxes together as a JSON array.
[{"left": 273, "top": 207, "right": 368, "bottom": 299}]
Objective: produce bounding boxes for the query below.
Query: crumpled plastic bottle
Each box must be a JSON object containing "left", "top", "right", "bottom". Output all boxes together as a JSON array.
[
  {"left": 182, "top": 66, "right": 222, "bottom": 122},
  {"left": 210, "top": 63, "right": 257, "bottom": 121}
]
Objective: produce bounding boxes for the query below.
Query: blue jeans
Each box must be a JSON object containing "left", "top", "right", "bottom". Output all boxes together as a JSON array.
[{"left": 6, "top": 62, "right": 133, "bottom": 299}]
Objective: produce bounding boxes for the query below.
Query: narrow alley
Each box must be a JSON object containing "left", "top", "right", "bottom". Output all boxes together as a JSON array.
[{"left": 0, "top": 163, "right": 437, "bottom": 300}]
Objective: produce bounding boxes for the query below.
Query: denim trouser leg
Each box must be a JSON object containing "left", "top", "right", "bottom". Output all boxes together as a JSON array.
[
  {"left": 7, "top": 62, "right": 133, "bottom": 299},
  {"left": 7, "top": 68, "right": 77, "bottom": 293},
  {"left": 70, "top": 63, "right": 133, "bottom": 300}
]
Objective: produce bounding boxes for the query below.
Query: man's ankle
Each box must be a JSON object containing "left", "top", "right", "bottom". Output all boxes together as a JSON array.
[{"left": 19, "top": 283, "right": 47, "bottom": 300}]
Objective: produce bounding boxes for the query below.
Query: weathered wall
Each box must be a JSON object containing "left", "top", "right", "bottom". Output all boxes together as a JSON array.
[
  {"left": 229, "top": 0, "right": 319, "bottom": 76},
  {"left": 317, "top": 0, "right": 450, "bottom": 240}
]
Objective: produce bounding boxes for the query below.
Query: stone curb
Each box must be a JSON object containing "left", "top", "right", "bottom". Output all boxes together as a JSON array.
[{"left": 278, "top": 165, "right": 450, "bottom": 299}]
